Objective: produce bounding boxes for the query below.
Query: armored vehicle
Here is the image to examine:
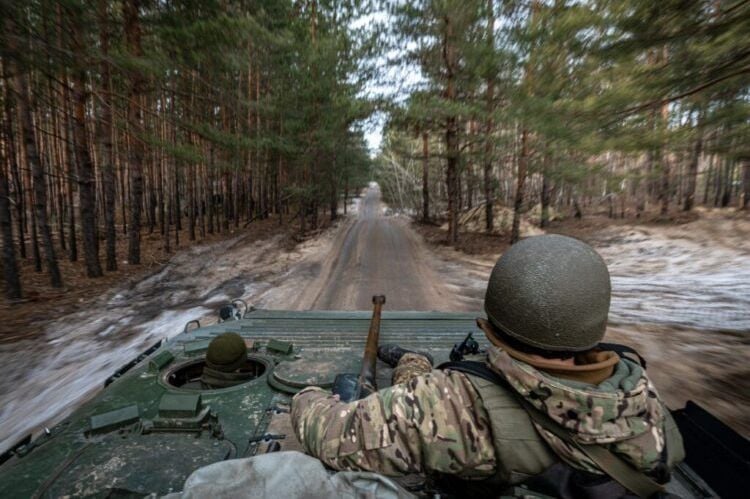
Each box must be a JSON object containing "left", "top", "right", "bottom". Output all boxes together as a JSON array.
[{"left": 0, "top": 304, "right": 747, "bottom": 497}]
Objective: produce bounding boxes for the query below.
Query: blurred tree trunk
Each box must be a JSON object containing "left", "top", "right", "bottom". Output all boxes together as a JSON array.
[
  {"left": 1, "top": 61, "right": 26, "bottom": 260},
  {"left": 741, "top": 157, "right": 750, "bottom": 209},
  {"left": 443, "top": 14, "right": 459, "bottom": 245},
  {"left": 71, "top": 12, "right": 103, "bottom": 278},
  {"left": 511, "top": 128, "right": 528, "bottom": 244},
  {"left": 422, "top": 131, "right": 430, "bottom": 222},
  {"left": 484, "top": 0, "right": 495, "bottom": 233},
  {"left": 0, "top": 63, "right": 22, "bottom": 299},
  {"left": 541, "top": 171, "right": 552, "bottom": 227},
  {"left": 98, "top": 0, "right": 117, "bottom": 271},
  {"left": 683, "top": 132, "right": 702, "bottom": 211},
  {"left": 125, "top": 0, "right": 145, "bottom": 265},
  {"left": 9, "top": 50, "right": 62, "bottom": 287}
]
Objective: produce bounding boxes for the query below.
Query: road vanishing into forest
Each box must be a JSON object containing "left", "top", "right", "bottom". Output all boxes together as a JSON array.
[{"left": 298, "top": 184, "right": 455, "bottom": 310}]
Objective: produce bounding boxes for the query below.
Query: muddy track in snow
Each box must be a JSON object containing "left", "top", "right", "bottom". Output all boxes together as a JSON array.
[{"left": 292, "top": 185, "right": 465, "bottom": 311}]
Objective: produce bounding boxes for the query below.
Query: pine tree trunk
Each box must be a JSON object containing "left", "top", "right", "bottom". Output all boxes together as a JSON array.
[
  {"left": 12, "top": 60, "right": 62, "bottom": 287},
  {"left": 0, "top": 67, "right": 22, "bottom": 299},
  {"left": 0, "top": 160, "right": 21, "bottom": 299},
  {"left": 1, "top": 61, "right": 26, "bottom": 259},
  {"left": 188, "top": 163, "right": 196, "bottom": 241},
  {"left": 64, "top": 105, "right": 77, "bottom": 262},
  {"left": 125, "top": 0, "right": 145, "bottom": 265},
  {"left": 683, "top": 134, "right": 702, "bottom": 211},
  {"left": 71, "top": 55, "right": 103, "bottom": 277},
  {"left": 422, "top": 131, "right": 430, "bottom": 222},
  {"left": 659, "top": 153, "right": 670, "bottom": 216},
  {"left": 541, "top": 172, "right": 551, "bottom": 228},
  {"left": 49, "top": 75, "right": 66, "bottom": 254},
  {"left": 443, "top": 15, "right": 459, "bottom": 245},
  {"left": 510, "top": 128, "right": 528, "bottom": 245},
  {"left": 741, "top": 157, "right": 750, "bottom": 210},
  {"left": 483, "top": 108, "right": 494, "bottom": 232},
  {"left": 98, "top": 0, "right": 116, "bottom": 271}
]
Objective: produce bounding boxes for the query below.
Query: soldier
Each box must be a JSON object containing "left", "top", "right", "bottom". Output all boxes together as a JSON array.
[
  {"left": 201, "top": 332, "right": 254, "bottom": 389},
  {"left": 291, "top": 235, "right": 685, "bottom": 497}
]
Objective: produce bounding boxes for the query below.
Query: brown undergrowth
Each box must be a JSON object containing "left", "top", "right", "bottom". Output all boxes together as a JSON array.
[{"left": 0, "top": 217, "right": 328, "bottom": 342}]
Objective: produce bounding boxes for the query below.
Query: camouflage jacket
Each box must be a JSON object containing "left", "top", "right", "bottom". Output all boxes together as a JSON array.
[{"left": 291, "top": 345, "right": 678, "bottom": 479}]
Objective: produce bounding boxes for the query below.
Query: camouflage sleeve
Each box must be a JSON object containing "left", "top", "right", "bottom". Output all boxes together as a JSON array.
[{"left": 290, "top": 370, "right": 497, "bottom": 477}]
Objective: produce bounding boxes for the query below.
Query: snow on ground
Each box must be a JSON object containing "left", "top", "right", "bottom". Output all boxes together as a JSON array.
[
  {"left": 597, "top": 227, "right": 750, "bottom": 332},
  {"left": 0, "top": 228, "right": 338, "bottom": 454},
  {"left": 429, "top": 216, "right": 750, "bottom": 334},
  {"left": 0, "top": 305, "right": 210, "bottom": 455}
]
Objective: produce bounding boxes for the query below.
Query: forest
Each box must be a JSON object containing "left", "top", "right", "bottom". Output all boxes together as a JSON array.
[
  {"left": 375, "top": 0, "right": 749, "bottom": 245},
  {"left": 0, "top": 0, "right": 748, "bottom": 301},
  {"left": 0, "top": 0, "right": 373, "bottom": 300}
]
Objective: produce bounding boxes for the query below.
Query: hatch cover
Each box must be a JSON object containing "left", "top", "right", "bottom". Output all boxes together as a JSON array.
[
  {"left": 162, "top": 356, "right": 269, "bottom": 392},
  {"left": 270, "top": 351, "right": 361, "bottom": 393}
]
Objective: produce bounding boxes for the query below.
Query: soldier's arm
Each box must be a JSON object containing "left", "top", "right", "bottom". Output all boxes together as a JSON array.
[{"left": 291, "top": 369, "right": 497, "bottom": 477}]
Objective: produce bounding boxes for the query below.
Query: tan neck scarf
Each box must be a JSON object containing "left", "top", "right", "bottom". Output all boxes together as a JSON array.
[{"left": 476, "top": 318, "right": 619, "bottom": 385}]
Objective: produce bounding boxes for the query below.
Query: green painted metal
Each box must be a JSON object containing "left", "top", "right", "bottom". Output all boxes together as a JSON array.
[
  {"left": 89, "top": 405, "right": 140, "bottom": 435},
  {"left": 266, "top": 339, "right": 294, "bottom": 355},
  {"left": 0, "top": 309, "right": 480, "bottom": 497},
  {"left": 150, "top": 351, "right": 175, "bottom": 371},
  {"left": 158, "top": 393, "right": 202, "bottom": 418}
]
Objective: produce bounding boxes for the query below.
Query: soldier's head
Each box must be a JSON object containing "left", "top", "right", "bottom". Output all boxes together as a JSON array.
[
  {"left": 483, "top": 234, "right": 611, "bottom": 359},
  {"left": 206, "top": 332, "right": 248, "bottom": 372}
]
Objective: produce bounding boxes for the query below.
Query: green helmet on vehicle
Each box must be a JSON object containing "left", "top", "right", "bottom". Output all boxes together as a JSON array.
[
  {"left": 484, "top": 234, "right": 611, "bottom": 352},
  {"left": 206, "top": 332, "right": 247, "bottom": 372}
]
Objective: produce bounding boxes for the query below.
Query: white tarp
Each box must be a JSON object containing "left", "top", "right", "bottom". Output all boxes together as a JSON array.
[{"left": 163, "top": 451, "right": 415, "bottom": 499}]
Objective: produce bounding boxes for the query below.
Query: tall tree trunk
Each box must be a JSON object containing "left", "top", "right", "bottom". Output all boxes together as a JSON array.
[
  {"left": 541, "top": 171, "right": 552, "bottom": 228},
  {"left": 0, "top": 65, "right": 22, "bottom": 299},
  {"left": 71, "top": 20, "right": 103, "bottom": 278},
  {"left": 0, "top": 158, "right": 21, "bottom": 299},
  {"left": 510, "top": 128, "right": 528, "bottom": 245},
  {"left": 484, "top": 2, "right": 495, "bottom": 232},
  {"left": 658, "top": 48, "right": 670, "bottom": 216},
  {"left": 64, "top": 100, "right": 78, "bottom": 262},
  {"left": 422, "top": 131, "right": 430, "bottom": 222},
  {"left": 443, "top": 14, "right": 459, "bottom": 245},
  {"left": 683, "top": 133, "right": 703, "bottom": 211},
  {"left": 2, "top": 61, "right": 26, "bottom": 259},
  {"left": 9, "top": 51, "right": 62, "bottom": 287},
  {"left": 125, "top": 0, "right": 145, "bottom": 265},
  {"left": 98, "top": 0, "right": 116, "bottom": 271},
  {"left": 741, "top": 157, "right": 750, "bottom": 210}
]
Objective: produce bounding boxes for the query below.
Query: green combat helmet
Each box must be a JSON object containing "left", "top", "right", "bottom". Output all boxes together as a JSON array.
[
  {"left": 205, "top": 332, "right": 247, "bottom": 372},
  {"left": 484, "top": 234, "right": 611, "bottom": 351}
]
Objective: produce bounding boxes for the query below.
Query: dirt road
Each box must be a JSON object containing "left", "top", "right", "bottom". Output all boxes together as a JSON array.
[{"left": 294, "top": 184, "right": 457, "bottom": 310}]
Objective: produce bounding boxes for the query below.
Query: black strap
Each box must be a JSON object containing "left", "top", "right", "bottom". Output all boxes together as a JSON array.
[{"left": 438, "top": 361, "right": 664, "bottom": 498}]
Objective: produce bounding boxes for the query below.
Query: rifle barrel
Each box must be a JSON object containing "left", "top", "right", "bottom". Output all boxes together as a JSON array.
[{"left": 358, "top": 295, "right": 385, "bottom": 394}]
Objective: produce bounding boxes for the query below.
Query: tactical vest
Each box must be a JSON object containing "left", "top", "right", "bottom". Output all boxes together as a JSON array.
[
  {"left": 464, "top": 372, "right": 557, "bottom": 484},
  {"left": 453, "top": 367, "right": 685, "bottom": 498}
]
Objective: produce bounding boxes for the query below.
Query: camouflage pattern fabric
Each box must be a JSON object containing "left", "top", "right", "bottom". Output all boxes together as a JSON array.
[
  {"left": 485, "top": 345, "right": 671, "bottom": 475},
  {"left": 391, "top": 353, "right": 432, "bottom": 385},
  {"left": 291, "top": 344, "right": 677, "bottom": 479},
  {"left": 291, "top": 367, "right": 497, "bottom": 477}
]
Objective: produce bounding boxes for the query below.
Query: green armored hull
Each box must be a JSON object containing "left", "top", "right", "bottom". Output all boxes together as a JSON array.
[{"left": 0, "top": 309, "right": 744, "bottom": 497}]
